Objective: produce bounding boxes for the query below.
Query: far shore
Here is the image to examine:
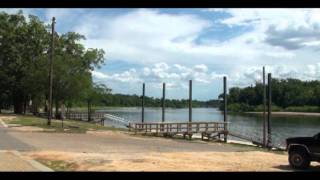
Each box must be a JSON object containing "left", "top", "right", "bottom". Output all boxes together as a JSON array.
[{"left": 246, "top": 111, "right": 320, "bottom": 117}]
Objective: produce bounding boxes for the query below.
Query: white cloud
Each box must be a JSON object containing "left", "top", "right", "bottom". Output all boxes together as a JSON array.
[
  {"left": 40, "top": 8, "right": 320, "bottom": 81},
  {"left": 93, "top": 62, "right": 227, "bottom": 89},
  {"left": 194, "top": 64, "right": 208, "bottom": 72},
  {"left": 73, "top": 9, "right": 213, "bottom": 65},
  {"left": 4, "top": 8, "right": 320, "bottom": 98},
  {"left": 92, "top": 68, "right": 142, "bottom": 83},
  {"left": 91, "top": 71, "right": 109, "bottom": 79},
  {"left": 93, "top": 61, "right": 320, "bottom": 93}
]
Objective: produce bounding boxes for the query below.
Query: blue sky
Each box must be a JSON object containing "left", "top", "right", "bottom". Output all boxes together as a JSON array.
[{"left": 2, "top": 8, "right": 320, "bottom": 100}]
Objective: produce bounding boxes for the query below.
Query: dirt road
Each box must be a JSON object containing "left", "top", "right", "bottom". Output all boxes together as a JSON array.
[{"left": 6, "top": 130, "right": 299, "bottom": 171}]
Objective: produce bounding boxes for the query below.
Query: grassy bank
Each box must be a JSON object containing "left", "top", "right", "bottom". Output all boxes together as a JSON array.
[
  {"left": 225, "top": 103, "right": 320, "bottom": 113},
  {"left": 35, "top": 159, "right": 78, "bottom": 171},
  {"left": 2, "top": 115, "right": 126, "bottom": 133}
]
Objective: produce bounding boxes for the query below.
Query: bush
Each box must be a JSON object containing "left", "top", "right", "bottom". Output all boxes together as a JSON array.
[
  {"left": 271, "top": 105, "right": 282, "bottom": 112},
  {"left": 227, "top": 103, "right": 255, "bottom": 112},
  {"left": 285, "top": 106, "right": 320, "bottom": 112}
]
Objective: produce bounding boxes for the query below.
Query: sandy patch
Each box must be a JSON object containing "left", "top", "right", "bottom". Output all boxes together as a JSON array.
[
  {"left": 86, "top": 130, "right": 125, "bottom": 137},
  {"left": 9, "top": 126, "right": 44, "bottom": 132},
  {"left": 0, "top": 115, "right": 17, "bottom": 128},
  {"left": 0, "top": 115, "right": 17, "bottom": 121},
  {"left": 25, "top": 150, "right": 295, "bottom": 171}
]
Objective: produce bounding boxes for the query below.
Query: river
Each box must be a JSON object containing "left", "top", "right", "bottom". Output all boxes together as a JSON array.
[{"left": 97, "top": 107, "right": 320, "bottom": 147}]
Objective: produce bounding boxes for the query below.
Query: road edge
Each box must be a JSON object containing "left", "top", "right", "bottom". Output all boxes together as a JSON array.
[
  {"left": 0, "top": 119, "right": 8, "bottom": 128},
  {"left": 11, "top": 151, "right": 54, "bottom": 172}
]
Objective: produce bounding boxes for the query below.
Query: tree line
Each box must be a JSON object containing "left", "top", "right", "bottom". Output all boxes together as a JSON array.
[
  {"left": 0, "top": 11, "right": 106, "bottom": 115},
  {"left": 219, "top": 78, "right": 320, "bottom": 112},
  {"left": 0, "top": 11, "right": 220, "bottom": 116},
  {"left": 80, "top": 93, "right": 220, "bottom": 108}
]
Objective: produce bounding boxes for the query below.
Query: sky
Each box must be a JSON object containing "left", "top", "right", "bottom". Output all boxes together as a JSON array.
[{"left": 2, "top": 8, "right": 320, "bottom": 100}]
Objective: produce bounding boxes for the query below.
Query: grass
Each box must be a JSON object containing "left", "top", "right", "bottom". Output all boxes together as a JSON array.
[
  {"left": 36, "top": 158, "right": 78, "bottom": 171},
  {"left": 3, "top": 114, "right": 127, "bottom": 133}
]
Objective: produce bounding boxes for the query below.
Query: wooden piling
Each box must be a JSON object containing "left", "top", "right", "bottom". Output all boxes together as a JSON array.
[
  {"left": 267, "top": 73, "right": 272, "bottom": 147},
  {"left": 162, "top": 83, "right": 165, "bottom": 122},
  {"left": 223, "top": 76, "right": 228, "bottom": 142},
  {"left": 263, "top": 66, "right": 267, "bottom": 147},
  {"left": 189, "top": 80, "right": 192, "bottom": 123},
  {"left": 142, "top": 83, "right": 145, "bottom": 123}
]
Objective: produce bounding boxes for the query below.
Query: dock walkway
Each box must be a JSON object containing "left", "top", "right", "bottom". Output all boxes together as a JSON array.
[{"left": 129, "top": 121, "right": 228, "bottom": 140}]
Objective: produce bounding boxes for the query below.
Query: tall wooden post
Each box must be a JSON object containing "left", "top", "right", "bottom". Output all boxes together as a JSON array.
[
  {"left": 223, "top": 76, "right": 228, "bottom": 142},
  {"left": 162, "top": 83, "right": 165, "bottom": 122},
  {"left": 263, "top": 66, "right": 267, "bottom": 147},
  {"left": 142, "top": 83, "right": 145, "bottom": 123},
  {"left": 189, "top": 80, "right": 192, "bottom": 123},
  {"left": 267, "top": 73, "right": 272, "bottom": 147},
  {"left": 48, "top": 17, "right": 55, "bottom": 126}
]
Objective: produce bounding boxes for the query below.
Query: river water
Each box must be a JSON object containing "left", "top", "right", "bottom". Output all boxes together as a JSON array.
[{"left": 97, "top": 107, "right": 320, "bottom": 147}]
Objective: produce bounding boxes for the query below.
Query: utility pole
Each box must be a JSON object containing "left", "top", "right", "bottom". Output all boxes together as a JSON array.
[
  {"left": 48, "top": 17, "right": 55, "bottom": 126},
  {"left": 263, "top": 66, "right": 267, "bottom": 147}
]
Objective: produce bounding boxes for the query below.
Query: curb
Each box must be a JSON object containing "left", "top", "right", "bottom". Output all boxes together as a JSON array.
[
  {"left": 11, "top": 151, "right": 54, "bottom": 172},
  {"left": 0, "top": 119, "right": 8, "bottom": 128}
]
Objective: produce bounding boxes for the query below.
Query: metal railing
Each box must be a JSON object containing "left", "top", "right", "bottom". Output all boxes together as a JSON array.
[{"left": 129, "top": 121, "right": 228, "bottom": 135}]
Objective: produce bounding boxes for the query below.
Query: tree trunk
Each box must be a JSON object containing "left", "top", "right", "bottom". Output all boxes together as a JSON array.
[
  {"left": 23, "top": 100, "right": 27, "bottom": 114},
  {"left": 61, "top": 102, "right": 65, "bottom": 120},
  {"left": 13, "top": 100, "right": 23, "bottom": 114},
  {"left": 44, "top": 94, "right": 48, "bottom": 113},
  {"left": 66, "top": 104, "right": 70, "bottom": 120},
  {"left": 13, "top": 92, "right": 24, "bottom": 114},
  {"left": 32, "top": 99, "right": 39, "bottom": 115},
  {"left": 44, "top": 99, "right": 48, "bottom": 113},
  {"left": 55, "top": 100, "right": 59, "bottom": 119},
  {"left": 88, "top": 100, "right": 91, "bottom": 122}
]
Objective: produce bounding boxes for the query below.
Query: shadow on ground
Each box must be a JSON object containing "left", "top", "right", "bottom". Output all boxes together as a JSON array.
[{"left": 273, "top": 164, "right": 320, "bottom": 172}]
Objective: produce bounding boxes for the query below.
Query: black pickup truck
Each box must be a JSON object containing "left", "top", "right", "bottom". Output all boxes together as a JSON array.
[{"left": 286, "top": 132, "right": 320, "bottom": 169}]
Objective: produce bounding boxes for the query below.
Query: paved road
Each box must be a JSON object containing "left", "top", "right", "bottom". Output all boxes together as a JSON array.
[
  {"left": 0, "top": 116, "right": 249, "bottom": 153},
  {"left": 0, "top": 124, "right": 34, "bottom": 151},
  {"left": 6, "top": 130, "right": 250, "bottom": 153},
  {"left": 0, "top": 122, "right": 51, "bottom": 171},
  {"left": 0, "top": 151, "right": 41, "bottom": 171}
]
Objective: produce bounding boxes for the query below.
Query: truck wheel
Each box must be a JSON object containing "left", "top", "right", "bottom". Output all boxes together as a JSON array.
[{"left": 289, "top": 150, "right": 311, "bottom": 169}]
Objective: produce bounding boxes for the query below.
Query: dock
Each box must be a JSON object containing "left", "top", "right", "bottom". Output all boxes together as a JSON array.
[{"left": 129, "top": 121, "right": 228, "bottom": 140}]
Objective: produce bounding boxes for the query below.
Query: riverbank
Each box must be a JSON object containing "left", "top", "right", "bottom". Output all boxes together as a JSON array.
[
  {"left": 246, "top": 111, "right": 320, "bottom": 117},
  {"left": 1, "top": 114, "right": 309, "bottom": 171},
  {"left": 0, "top": 114, "right": 125, "bottom": 133}
]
